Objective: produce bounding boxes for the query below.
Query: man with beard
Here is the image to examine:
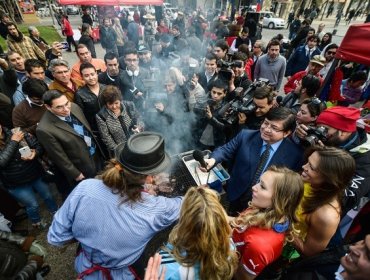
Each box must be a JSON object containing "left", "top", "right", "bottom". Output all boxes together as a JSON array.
[
  {"left": 6, "top": 22, "right": 45, "bottom": 63},
  {"left": 254, "top": 40, "right": 286, "bottom": 91},
  {"left": 296, "top": 106, "right": 370, "bottom": 213}
]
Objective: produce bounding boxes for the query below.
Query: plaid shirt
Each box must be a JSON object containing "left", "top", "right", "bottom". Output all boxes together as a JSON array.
[{"left": 7, "top": 35, "right": 46, "bottom": 62}]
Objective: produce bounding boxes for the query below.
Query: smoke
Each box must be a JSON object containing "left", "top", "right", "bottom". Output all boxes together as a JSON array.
[{"left": 142, "top": 66, "right": 199, "bottom": 156}]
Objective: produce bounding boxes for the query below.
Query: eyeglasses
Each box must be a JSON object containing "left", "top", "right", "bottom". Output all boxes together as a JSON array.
[
  {"left": 261, "top": 120, "right": 284, "bottom": 132},
  {"left": 327, "top": 51, "right": 336, "bottom": 55}
]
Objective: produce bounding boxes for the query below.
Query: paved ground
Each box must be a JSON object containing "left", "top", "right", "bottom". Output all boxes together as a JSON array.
[{"left": 16, "top": 12, "right": 366, "bottom": 280}]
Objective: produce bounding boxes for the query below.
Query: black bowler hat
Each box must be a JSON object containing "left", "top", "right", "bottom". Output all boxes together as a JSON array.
[{"left": 115, "top": 132, "right": 171, "bottom": 175}]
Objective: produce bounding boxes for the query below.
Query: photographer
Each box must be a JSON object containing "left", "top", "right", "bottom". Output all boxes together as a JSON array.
[
  {"left": 238, "top": 85, "right": 274, "bottom": 131},
  {"left": 196, "top": 79, "right": 229, "bottom": 150},
  {"left": 296, "top": 106, "right": 370, "bottom": 213}
]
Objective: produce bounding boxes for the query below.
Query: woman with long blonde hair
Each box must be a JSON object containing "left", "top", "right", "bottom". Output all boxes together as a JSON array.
[
  {"left": 159, "top": 187, "right": 238, "bottom": 280},
  {"left": 231, "top": 166, "right": 304, "bottom": 279}
]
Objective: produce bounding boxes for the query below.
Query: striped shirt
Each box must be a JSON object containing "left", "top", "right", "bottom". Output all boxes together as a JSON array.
[{"left": 48, "top": 178, "right": 182, "bottom": 279}]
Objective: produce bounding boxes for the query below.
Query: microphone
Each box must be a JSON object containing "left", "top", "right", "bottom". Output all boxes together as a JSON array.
[{"left": 193, "top": 150, "right": 207, "bottom": 169}]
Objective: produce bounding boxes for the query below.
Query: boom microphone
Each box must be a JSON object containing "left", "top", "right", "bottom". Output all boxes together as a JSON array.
[{"left": 193, "top": 150, "right": 207, "bottom": 169}]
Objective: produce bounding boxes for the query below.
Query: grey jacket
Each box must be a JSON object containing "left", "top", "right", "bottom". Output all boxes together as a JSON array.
[{"left": 96, "top": 101, "right": 143, "bottom": 156}]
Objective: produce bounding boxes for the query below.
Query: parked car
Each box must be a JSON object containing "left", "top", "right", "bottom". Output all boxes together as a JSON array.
[
  {"left": 260, "top": 11, "right": 285, "bottom": 29},
  {"left": 66, "top": 5, "right": 79, "bottom": 15}
]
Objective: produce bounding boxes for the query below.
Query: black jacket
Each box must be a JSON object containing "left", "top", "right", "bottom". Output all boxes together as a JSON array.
[
  {"left": 343, "top": 129, "right": 370, "bottom": 212},
  {"left": 74, "top": 84, "right": 105, "bottom": 131},
  {"left": 0, "top": 129, "right": 43, "bottom": 187},
  {"left": 79, "top": 34, "right": 96, "bottom": 58}
]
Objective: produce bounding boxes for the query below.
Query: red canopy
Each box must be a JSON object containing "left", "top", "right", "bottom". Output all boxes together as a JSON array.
[
  {"left": 58, "top": 0, "right": 163, "bottom": 5},
  {"left": 335, "top": 23, "right": 370, "bottom": 66}
]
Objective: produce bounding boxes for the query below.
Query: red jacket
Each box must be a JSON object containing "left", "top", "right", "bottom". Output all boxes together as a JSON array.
[
  {"left": 284, "top": 70, "right": 323, "bottom": 94},
  {"left": 62, "top": 18, "right": 74, "bottom": 37}
]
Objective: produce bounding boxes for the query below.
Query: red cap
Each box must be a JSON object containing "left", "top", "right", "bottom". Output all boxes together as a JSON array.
[{"left": 316, "top": 106, "right": 360, "bottom": 132}]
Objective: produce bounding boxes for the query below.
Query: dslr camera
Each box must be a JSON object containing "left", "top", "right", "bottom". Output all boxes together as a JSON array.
[
  {"left": 223, "top": 78, "right": 269, "bottom": 125},
  {"left": 302, "top": 126, "right": 328, "bottom": 146}
]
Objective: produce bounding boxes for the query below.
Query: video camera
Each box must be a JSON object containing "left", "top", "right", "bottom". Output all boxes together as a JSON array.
[
  {"left": 223, "top": 78, "right": 269, "bottom": 125},
  {"left": 217, "top": 60, "right": 243, "bottom": 82}
]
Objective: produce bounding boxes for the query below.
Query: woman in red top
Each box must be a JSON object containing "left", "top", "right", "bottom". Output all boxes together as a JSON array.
[
  {"left": 61, "top": 14, "right": 77, "bottom": 52},
  {"left": 231, "top": 166, "right": 304, "bottom": 279}
]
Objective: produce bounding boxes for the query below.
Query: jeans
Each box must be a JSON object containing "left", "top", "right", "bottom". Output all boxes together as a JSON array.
[{"left": 8, "top": 178, "right": 58, "bottom": 224}]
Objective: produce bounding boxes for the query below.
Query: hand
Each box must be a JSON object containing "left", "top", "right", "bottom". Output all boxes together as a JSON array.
[
  {"left": 155, "top": 103, "right": 164, "bottom": 112},
  {"left": 205, "top": 105, "right": 212, "bottom": 119},
  {"left": 28, "top": 255, "right": 44, "bottom": 269},
  {"left": 21, "top": 149, "right": 36, "bottom": 161},
  {"left": 295, "top": 123, "right": 308, "bottom": 139},
  {"left": 0, "top": 58, "right": 8, "bottom": 69},
  {"left": 11, "top": 131, "right": 24, "bottom": 142},
  {"left": 75, "top": 173, "right": 85, "bottom": 182},
  {"left": 144, "top": 253, "right": 166, "bottom": 280},
  {"left": 51, "top": 41, "right": 62, "bottom": 56},
  {"left": 238, "top": 112, "right": 247, "bottom": 124},
  {"left": 199, "top": 158, "right": 216, "bottom": 172}
]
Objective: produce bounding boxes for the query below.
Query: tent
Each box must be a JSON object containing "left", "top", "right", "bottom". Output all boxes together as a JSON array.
[
  {"left": 57, "top": 0, "right": 163, "bottom": 5},
  {"left": 335, "top": 23, "right": 370, "bottom": 67}
]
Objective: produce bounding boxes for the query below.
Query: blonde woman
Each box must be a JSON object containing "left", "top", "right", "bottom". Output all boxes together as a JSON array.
[
  {"left": 231, "top": 166, "right": 304, "bottom": 279},
  {"left": 159, "top": 187, "right": 238, "bottom": 280}
]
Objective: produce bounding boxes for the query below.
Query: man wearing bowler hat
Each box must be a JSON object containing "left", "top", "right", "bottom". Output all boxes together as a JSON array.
[{"left": 48, "top": 131, "right": 182, "bottom": 279}]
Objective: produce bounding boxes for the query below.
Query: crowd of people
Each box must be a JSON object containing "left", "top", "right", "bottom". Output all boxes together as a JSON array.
[{"left": 0, "top": 5, "right": 370, "bottom": 280}]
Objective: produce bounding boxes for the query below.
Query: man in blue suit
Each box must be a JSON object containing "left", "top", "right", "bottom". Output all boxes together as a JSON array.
[{"left": 205, "top": 107, "right": 303, "bottom": 216}]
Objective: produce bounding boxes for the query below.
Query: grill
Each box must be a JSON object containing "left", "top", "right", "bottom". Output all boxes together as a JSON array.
[{"left": 133, "top": 150, "right": 230, "bottom": 277}]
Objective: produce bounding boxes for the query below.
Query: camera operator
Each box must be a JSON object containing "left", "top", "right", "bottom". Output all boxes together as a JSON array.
[
  {"left": 238, "top": 85, "right": 275, "bottom": 131},
  {"left": 196, "top": 79, "right": 230, "bottom": 150},
  {"left": 295, "top": 106, "right": 370, "bottom": 213},
  {"left": 228, "top": 54, "right": 252, "bottom": 99},
  {"left": 280, "top": 74, "right": 321, "bottom": 114}
]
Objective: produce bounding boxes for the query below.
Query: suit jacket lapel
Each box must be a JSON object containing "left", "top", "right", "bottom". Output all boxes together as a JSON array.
[{"left": 47, "top": 112, "right": 80, "bottom": 137}]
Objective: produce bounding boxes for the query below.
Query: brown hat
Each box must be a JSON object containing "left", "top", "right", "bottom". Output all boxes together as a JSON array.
[
  {"left": 115, "top": 132, "right": 171, "bottom": 175},
  {"left": 310, "top": 55, "right": 326, "bottom": 67}
]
